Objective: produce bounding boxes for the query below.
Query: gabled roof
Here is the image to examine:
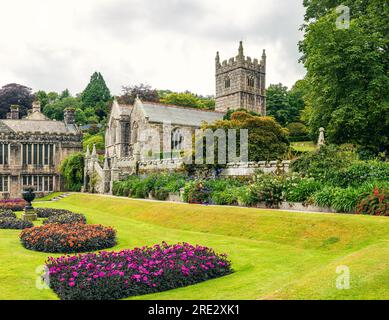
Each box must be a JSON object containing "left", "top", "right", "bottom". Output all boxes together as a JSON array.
[
  {"left": 139, "top": 101, "right": 224, "bottom": 127},
  {"left": 0, "top": 119, "right": 79, "bottom": 134}
]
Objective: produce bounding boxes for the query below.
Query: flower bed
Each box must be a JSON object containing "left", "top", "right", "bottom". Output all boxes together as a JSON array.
[
  {"left": 356, "top": 187, "right": 388, "bottom": 216},
  {"left": 43, "top": 213, "right": 86, "bottom": 225},
  {"left": 36, "top": 208, "right": 74, "bottom": 218},
  {"left": 20, "top": 223, "right": 116, "bottom": 253},
  {"left": 0, "top": 217, "right": 33, "bottom": 229},
  {"left": 0, "top": 210, "right": 17, "bottom": 219},
  {"left": 0, "top": 199, "right": 27, "bottom": 211},
  {"left": 45, "top": 242, "right": 232, "bottom": 300}
]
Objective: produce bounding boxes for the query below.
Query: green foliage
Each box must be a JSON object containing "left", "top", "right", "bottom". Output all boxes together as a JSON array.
[
  {"left": 284, "top": 176, "right": 322, "bottom": 202},
  {"left": 43, "top": 96, "right": 82, "bottom": 121},
  {"left": 81, "top": 72, "right": 111, "bottom": 108},
  {"left": 0, "top": 217, "right": 33, "bottom": 230},
  {"left": 201, "top": 111, "right": 290, "bottom": 162},
  {"left": 266, "top": 82, "right": 307, "bottom": 126},
  {"left": 60, "top": 153, "right": 84, "bottom": 191},
  {"left": 159, "top": 91, "right": 215, "bottom": 110},
  {"left": 286, "top": 122, "right": 310, "bottom": 142},
  {"left": 83, "top": 133, "right": 105, "bottom": 153},
  {"left": 250, "top": 174, "right": 284, "bottom": 208},
  {"left": 301, "top": 0, "right": 389, "bottom": 153}
]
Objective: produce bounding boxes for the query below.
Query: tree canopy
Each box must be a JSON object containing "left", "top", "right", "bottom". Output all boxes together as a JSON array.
[
  {"left": 300, "top": 0, "right": 389, "bottom": 153},
  {"left": 0, "top": 83, "right": 34, "bottom": 118}
]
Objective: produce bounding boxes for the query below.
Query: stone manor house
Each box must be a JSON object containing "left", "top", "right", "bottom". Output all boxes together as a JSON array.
[
  {"left": 84, "top": 42, "right": 291, "bottom": 194},
  {"left": 0, "top": 103, "right": 82, "bottom": 199}
]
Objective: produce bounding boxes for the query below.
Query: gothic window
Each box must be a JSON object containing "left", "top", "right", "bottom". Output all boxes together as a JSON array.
[
  {"left": 224, "top": 78, "right": 231, "bottom": 88},
  {"left": 247, "top": 77, "right": 255, "bottom": 87},
  {"left": 171, "top": 128, "right": 184, "bottom": 151}
]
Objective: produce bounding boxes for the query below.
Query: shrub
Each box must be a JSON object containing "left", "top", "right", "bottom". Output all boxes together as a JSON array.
[
  {"left": 152, "top": 188, "right": 169, "bottom": 201},
  {"left": 312, "top": 186, "right": 341, "bottom": 208},
  {"left": 356, "top": 187, "right": 388, "bottom": 216},
  {"left": 182, "top": 180, "right": 211, "bottom": 204},
  {"left": 60, "top": 152, "right": 84, "bottom": 192},
  {"left": 45, "top": 242, "right": 232, "bottom": 300},
  {"left": 251, "top": 174, "right": 284, "bottom": 208},
  {"left": 20, "top": 223, "right": 116, "bottom": 253},
  {"left": 36, "top": 208, "right": 74, "bottom": 218},
  {"left": 0, "top": 217, "right": 33, "bottom": 229},
  {"left": 0, "top": 199, "right": 27, "bottom": 211},
  {"left": 211, "top": 189, "right": 239, "bottom": 205},
  {"left": 284, "top": 177, "right": 322, "bottom": 202},
  {"left": 0, "top": 210, "right": 17, "bottom": 219},
  {"left": 330, "top": 187, "right": 362, "bottom": 213},
  {"left": 43, "top": 213, "right": 86, "bottom": 225}
]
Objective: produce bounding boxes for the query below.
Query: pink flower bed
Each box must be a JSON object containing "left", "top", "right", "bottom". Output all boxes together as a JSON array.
[{"left": 45, "top": 242, "right": 232, "bottom": 300}]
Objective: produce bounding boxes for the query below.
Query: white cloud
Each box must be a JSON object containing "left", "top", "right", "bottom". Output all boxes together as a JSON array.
[{"left": 0, "top": 0, "right": 306, "bottom": 96}]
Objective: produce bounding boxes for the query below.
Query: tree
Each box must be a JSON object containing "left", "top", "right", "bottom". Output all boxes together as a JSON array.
[
  {"left": 159, "top": 91, "right": 215, "bottom": 110},
  {"left": 202, "top": 111, "right": 290, "bottom": 162},
  {"left": 43, "top": 96, "right": 82, "bottom": 121},
  {"left": 60, "top": 153, "right": 84, "bottom": 191},
  {"left": 81, "top": 72, "right": 111, "bottom": 113},
  {"left": 0, "top": 83, "right": 34, "bottom": 118},
  {"left": 118, "top": 83, "right": 159, "bottom": 105},
  {"left": 300, "top": 0, "right": 389, "bottom": 153}
]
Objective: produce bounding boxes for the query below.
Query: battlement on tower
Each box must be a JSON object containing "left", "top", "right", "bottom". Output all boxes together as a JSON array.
[{"left": 215, "top": 41, "right": 267, "bottom": 115}]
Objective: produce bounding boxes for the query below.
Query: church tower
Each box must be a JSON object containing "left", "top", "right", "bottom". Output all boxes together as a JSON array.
[{"left": 215, "top": 41, "right": 266, "bottom": 115}]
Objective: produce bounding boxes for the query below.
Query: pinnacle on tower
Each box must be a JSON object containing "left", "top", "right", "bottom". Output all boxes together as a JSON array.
[
  {"left": 85, "top": 145, "right": 90, "bottom": 158},
  {"left": 91, "top": 144, "right": 97, "bottom": 158},
  {"left": 238, "top": 41, "right": 244, "bottom": 58},
  {"left": 215, "top": 51, "right": 220, "bottom": 67},
  {"left": 103, "top": 149, "right": 110, "bottom": 170}
]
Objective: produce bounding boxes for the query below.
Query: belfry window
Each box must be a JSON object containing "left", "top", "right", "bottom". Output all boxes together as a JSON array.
[
  {"left": 224, "top": 78, "right": 231, "bottom": 88},
  {"left": 247, "top": 77, "right": 255, "bottom": 87}
]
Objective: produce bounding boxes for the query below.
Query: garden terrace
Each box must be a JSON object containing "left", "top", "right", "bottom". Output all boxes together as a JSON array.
[{"left": 0, "top": 193, "right": 388, "bottom": 299}]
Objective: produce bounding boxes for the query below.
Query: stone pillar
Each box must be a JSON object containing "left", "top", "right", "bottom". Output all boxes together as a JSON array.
[{"left": 318, "top": 127, "right": 325, "bottom": 147}]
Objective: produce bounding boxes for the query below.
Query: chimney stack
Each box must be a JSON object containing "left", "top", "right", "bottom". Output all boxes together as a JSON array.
[
  {"left": 10, "top": 105, "right": 19, "bottom": 120},
  {"left": 32, "top": 101, "right": 41, "bottom": 113},
  {"left": 64, "top": 108, "right": 75, "bottom": 125}
]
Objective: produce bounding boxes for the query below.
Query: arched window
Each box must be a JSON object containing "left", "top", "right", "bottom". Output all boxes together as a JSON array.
[
  {"left": 247, "top": 77, "right": 255, "bottom": 87},
  {"left": 224, "top": 78, "right": 231, "bottom": 88},
  {"left": 171, "top": 128, "right": 183, "bottom": 151}
]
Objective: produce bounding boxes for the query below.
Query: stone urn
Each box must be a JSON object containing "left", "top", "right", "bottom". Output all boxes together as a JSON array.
[{"left": 22, "top": 187, "right": 37, "bottom": 222}]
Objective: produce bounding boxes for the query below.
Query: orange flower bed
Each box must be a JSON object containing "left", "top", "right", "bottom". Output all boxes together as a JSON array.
[{"left": 20, "top": 223, "right": 116, "bottom": 253}]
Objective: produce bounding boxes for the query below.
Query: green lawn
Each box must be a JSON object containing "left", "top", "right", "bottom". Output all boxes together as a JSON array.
[
  {"left": 0, "top": 193, "right": 388, "bottom": 300},
  {"left": 291, "top": 141, "right": 317, "bottom": 152},
  {"left": 34, "top": 192, "right": 64, "bottom": 202}
]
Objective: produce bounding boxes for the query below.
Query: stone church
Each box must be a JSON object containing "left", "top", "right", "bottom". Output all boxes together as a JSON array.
[
  {"left": 0, "top": 102, "right": 82, "bottom": 199},
  {"left": 85, "top": 42, "right": 270, "bottom": 194}
]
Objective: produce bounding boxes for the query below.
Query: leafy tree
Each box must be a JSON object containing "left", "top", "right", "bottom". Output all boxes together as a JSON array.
[
  {"left": 160, "top": 91, "right": 215, "bottom": 110},
  {"left": 60, "top": 152, "right": 84, "bottom": 191},
  {"left": 300, "top": 0, "right": 389, "bottom": 153},
  {"left": 83, "top": 133, "right": 105, "bottom": 153},
  {"left": 81, "top": 72, "right": 111, "bottom": 112},
  {"left": 286, "top": 122, "right": 310, "bottom": 141},
  {"left": 43, "top": 96, "right": 82, "bottom": 121},
  {"left": 0, "top": 83, "right": 34, "bottom": 118},
  {"left": 118, "top": 83, "right": 159, "bottom": 105},
  {"left": 202, "top": 111, "right": 290, "bottom": 162}
]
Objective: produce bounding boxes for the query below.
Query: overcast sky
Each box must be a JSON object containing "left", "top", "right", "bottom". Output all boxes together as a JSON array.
[{"left": 0, "top": 0, "right": 306, "bottom": 96}]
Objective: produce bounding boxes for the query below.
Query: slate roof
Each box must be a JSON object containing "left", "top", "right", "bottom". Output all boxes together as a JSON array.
[
  {"left": 140, "top": 102, "right": 224, "bottom": 127},
  {"left": 0, "top": 119, "right": 79, "bottom": 134}
]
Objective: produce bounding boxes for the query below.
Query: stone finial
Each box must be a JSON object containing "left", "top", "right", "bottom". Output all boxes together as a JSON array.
[
  {"left": 215, "top": 51, "right": 221, "bottom": 67},
  {"left": 238, "top": 41, "right": 244, "bottom": 58},
  {"left": 91, "top": 144, "right": 97, "bottom": 158},
  {"left": 318, "top": 127, "right": 325, "bottom": 146},
  {"left": 86, "top": 145, "right": 91, "bottom": 158}
]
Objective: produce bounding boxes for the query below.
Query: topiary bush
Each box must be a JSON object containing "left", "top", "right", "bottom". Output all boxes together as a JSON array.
[
  {"left": 20, "top": 223, "right": 116, "bottom": 253},
  {"left": 356, "top": 187, "right": 388, "bottom": 216},
  {"left": 0, "top": 217, "right": 33, "bottom": 229},
  {"left": 43, "top": 213, "right": 86, "bottom": 225},
  {"left": 0, "top": 210, "right": 17, "bottom": 219},
  {"left": 45, "top": 242, "right": 232, "bottom": 300}
]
